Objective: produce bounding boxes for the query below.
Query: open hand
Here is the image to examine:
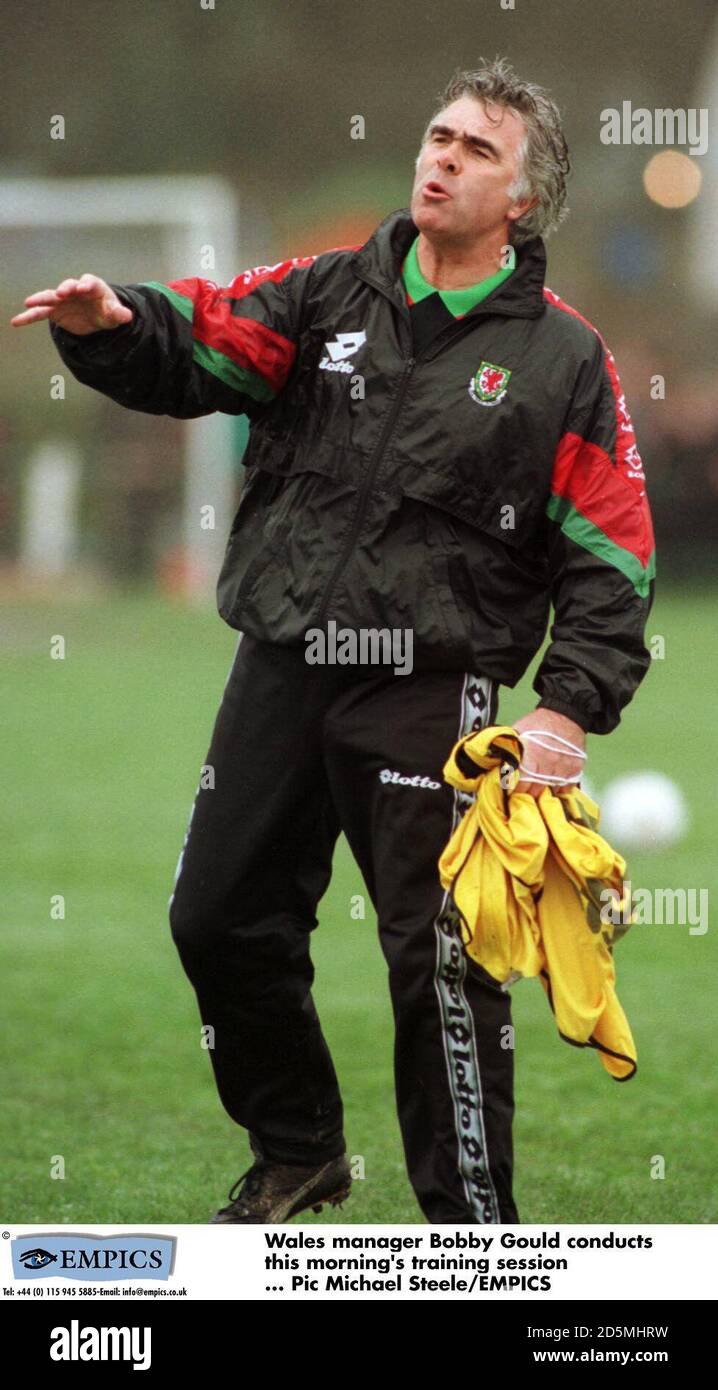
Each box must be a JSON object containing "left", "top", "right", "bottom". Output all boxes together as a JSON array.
[{"left": 10, "top": 274, "right": 133, "bottom": 335}]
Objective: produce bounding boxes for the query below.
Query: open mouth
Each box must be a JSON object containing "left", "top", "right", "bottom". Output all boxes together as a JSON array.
[{"left": 423, "top": 180, "right": 452, "bottom": 200}]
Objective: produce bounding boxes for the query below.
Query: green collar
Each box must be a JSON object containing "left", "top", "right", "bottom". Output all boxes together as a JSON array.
[{"left": 402, "top": 236, "right": 514, "bottom": 317}]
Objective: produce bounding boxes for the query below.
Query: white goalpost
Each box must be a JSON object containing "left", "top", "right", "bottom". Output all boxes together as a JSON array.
[{"left": 2, "top": 175, "right": 242, "bottom": 600}]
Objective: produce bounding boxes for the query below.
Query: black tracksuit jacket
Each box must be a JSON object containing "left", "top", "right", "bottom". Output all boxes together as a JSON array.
[{"left": 49, "top": 208, "right": 656, "bottom": 733}]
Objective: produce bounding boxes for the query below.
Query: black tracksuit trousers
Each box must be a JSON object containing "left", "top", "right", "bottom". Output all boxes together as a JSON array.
[{"left": 169, "top": 633, "right": 519, "bottom": 1224}]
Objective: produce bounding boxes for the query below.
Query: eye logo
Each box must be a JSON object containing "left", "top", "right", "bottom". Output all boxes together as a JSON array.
[{"left": 18, "top": 1248, "right": 58, "bottom": 1270}]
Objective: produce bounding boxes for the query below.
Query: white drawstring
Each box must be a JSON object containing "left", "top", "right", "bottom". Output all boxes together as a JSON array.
[
  {"left": 517, "top": 728, "right": 587, "bottom": 786},
  {"left": 517, "top": 768, "right": 584, "bottom": 785},
  {"left": 518, "top": 730, "right": 587, "bottom": 759}
]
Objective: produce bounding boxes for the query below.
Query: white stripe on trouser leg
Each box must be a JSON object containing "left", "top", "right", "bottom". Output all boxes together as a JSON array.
[{"left": 432, "top": 673, "right": 501, "bottom": 1223}]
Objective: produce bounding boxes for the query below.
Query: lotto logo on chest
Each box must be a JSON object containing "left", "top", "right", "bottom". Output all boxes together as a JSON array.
[{"left": 319, "top": 330, "right": 367, "bottom": 373}]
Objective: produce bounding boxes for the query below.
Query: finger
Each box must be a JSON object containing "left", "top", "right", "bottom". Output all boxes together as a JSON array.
[
  {"left": 71, "top": 274, "right": 106, "bottom": 293},
  {"left": 515, "top": 779, "right": 541, "bottom": 797},
  {"left": 56, "top": 278, "right": 98, "bottom": 296},
  {"left": 10, "top": 305, "right": 55, "bottom": 326},
  {"left": 20, "top": 290, "right": 62, "bottom": 308}
]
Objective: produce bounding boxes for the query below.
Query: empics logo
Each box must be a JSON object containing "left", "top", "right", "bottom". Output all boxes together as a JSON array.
[
  {"left": 50, "top": 1321, "right": 151, "bottom": 1372},
  {"left": 11, "top": 1232, "right": 175, "bottom": 1281},
  {"left": 319, "top": 330, "right": 367, "bottom": 373}
]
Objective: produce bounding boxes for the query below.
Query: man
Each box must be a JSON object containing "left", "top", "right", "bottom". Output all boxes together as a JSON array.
[{"left": 13, "top": 59, "right": 655, "bottom": 1225}]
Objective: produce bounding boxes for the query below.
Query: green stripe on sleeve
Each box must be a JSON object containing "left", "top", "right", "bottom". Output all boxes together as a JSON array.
[
  {"left": 190, "top": 340, "right": 274, "bottom": 402},
  {"left": 546, "top": 494, "right": 656, "bottom": 598},
  {"left": 139, "top": 281, "right": 274, "bottom": 403},
  {"left": 140, "top": 281, "right": 194, "bottom": 321}
]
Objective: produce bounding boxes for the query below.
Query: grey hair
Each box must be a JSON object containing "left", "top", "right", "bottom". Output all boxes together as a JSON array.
[{"left": 427, "top": 57, "right": 571, "bottom": 244}]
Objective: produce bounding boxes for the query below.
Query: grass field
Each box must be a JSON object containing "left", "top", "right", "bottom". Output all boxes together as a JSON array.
[{"left": 2, "top": 586, "right": 716, "bottom": 1225}]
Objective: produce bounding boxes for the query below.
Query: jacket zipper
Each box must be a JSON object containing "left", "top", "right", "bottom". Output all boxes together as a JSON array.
[
  {"left": 311, "top": 269, "right": 533, "bottom": 628},
  {"left": 314, "top": 353, "right": 416, "bottom": 629}
]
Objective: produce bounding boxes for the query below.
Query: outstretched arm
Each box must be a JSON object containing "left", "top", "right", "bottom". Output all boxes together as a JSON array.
[{"left": 11, "top": 257, "right": 318, "bottom": 420}]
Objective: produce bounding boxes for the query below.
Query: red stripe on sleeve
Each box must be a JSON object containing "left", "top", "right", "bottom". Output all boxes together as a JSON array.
[
  {"left": 544, "top": 287, "right": 648, "bottom": 499},
  {"left": 165, "top": 247, "right": 360, "bottom": 394},
  {"left": 169, "top": 256, "right": 316, "bottom": 308},
  {"left": 551, "top": 432, "right": 655, "bottom": 567},
  {"left": 201, "top": 298, "right": 297, "bottom": 393}
]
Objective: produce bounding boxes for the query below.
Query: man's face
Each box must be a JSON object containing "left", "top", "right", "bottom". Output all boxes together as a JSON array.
[{"left": 410, "top": 94, "right": 536, "bottom": 243}]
